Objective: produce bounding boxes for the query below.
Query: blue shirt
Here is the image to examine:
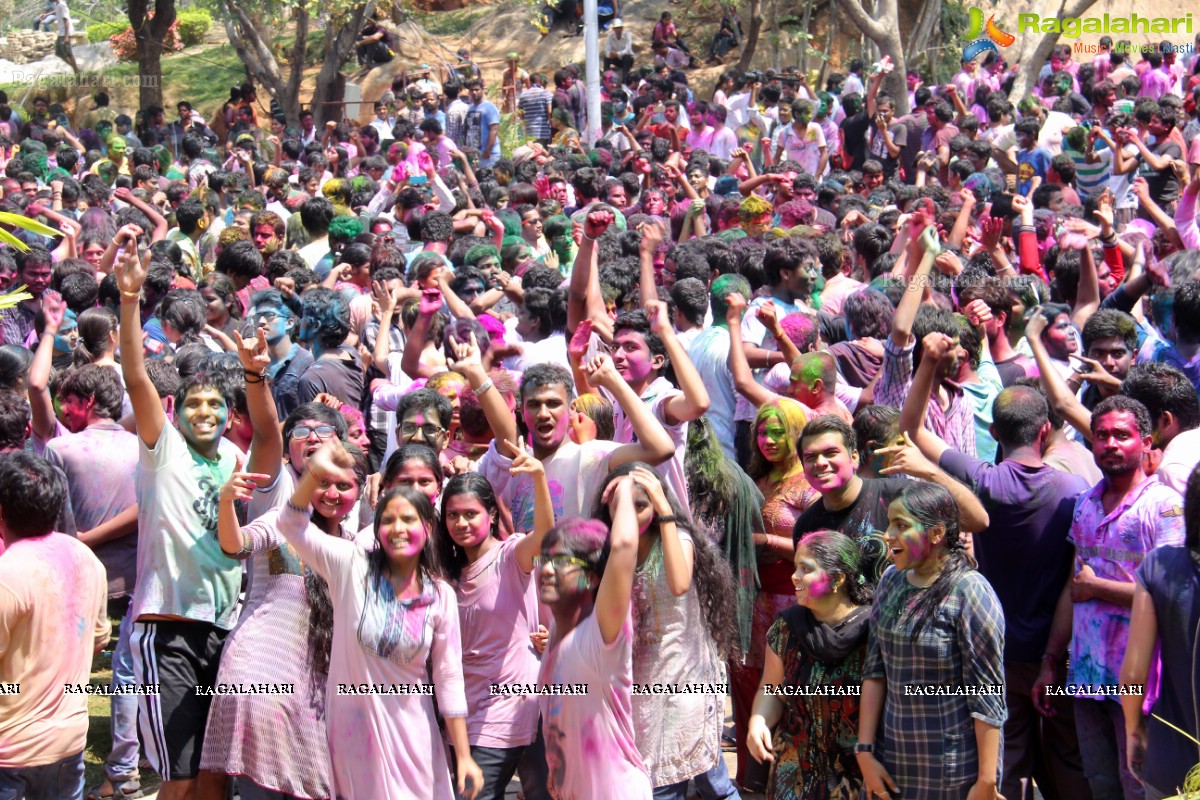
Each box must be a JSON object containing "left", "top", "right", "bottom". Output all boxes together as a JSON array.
[
  {"left": 1017, "top": 147, "right": 1051, "bottom": 195},
  {"left": 466, "top": 101, "right": 501, "bottom": 161}
]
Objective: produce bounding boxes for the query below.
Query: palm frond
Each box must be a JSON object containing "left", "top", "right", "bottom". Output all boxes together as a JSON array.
[
  {"left": 0, "top": 285, "right": 33, "bottom": 310},
  {"left": 0, "top": 211, "right": 64, "bottom": 252}
]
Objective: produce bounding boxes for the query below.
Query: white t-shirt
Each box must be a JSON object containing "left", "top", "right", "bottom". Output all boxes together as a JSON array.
[
  {"left": 132, "top": 424, "right": 243, "bottom": 628},
  {"left": 777, "top": 121, "right": 827, "bottom": 177},
  {"left": 478, "top": 438, "right": 623, "bottom": 533}
]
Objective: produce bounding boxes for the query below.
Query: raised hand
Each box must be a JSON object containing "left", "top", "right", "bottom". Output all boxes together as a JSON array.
[
  {"left": 504, "top": 437, "right": 544, "bottom": 478},
  {"left": 640, "top": 220, "right": 665, "bottom": 256},
  {"left": 41, "top": 290, "right": 66, "bottom": 334},
  {"left": 233, "top": 328, "right": 271, "bottom": 375},
  {"left": 584, "top": 208, "right": 615, "bottom": 239},
  {"left": 568, "top": 318, "right": 595, "bottom": 361},
  {"left": 221, "top": 457, "right": 272, "bottom": 505},
  {"left": 979, "top": 214, "right": 1004, "bottom": 253},
  {"left": 447, "top": 331, "right": 484, "bottom": 376},
  {"left": 963, "top": 298, "right": 993, "bottom": 330},
  {"left": 113, "top": 224, "right": 147, "bottom": 295},
  {"left": 724, "top": 291, "right": 748, "bottom": 326},
  {"left": 754, "top": 301, "right": 779, "bottom": 332},
  {"left": 418, "top": 288, "right": 443, "bottom": 317},
  {"left": 307, "top": 439, "right": 354, "bottom": 481},
  {"left": 645, "top": 300, "right": 671, "bottom": 334},
  {"left": 582, "top": 352, "right": 621, "bottom": 389}
]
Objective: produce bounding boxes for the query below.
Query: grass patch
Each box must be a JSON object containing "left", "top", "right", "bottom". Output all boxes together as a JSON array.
[{"left": 412, "top": 7, "right": 489, "bottom": 37}]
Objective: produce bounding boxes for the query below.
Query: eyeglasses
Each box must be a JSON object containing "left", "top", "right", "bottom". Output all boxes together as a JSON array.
[
  {"left": 400, "top": 422, "right": 446, "bottom": 439},
  {"left": 532, "top": 554, "right": 592, "bottom": 572},
  {"left": 291, "top": 425, "right": 338, "bottom": 440},
  {"left": 252, "top": 310, "right": 281, "bottom": 322}
]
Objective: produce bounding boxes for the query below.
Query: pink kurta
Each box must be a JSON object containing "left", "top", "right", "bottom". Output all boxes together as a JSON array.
[{"left": 275, "top": 504, "right": 467, "bottom": 799}]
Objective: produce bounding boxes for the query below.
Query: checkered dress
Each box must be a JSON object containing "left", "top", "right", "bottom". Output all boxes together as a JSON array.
[
  {"left": 875, "top": 335, "right": 978, "bottom": 459},
  {"left": 862, "top": 566, "right": 1007, "bottom": 799}
]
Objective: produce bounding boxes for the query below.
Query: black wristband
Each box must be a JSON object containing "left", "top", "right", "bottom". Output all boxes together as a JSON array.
[{"left": 657, "top": 514, "right": 678, "bottom": 524}]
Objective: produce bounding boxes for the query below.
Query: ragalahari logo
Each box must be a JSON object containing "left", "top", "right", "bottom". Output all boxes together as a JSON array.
[{"left": 963, "top": 7, "right": 1015, "bottom": 62}]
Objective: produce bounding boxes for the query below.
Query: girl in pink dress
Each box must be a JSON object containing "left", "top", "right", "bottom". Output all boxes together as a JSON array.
[
  {"left": 537, "top": 475, "right": 653, "bottom": 799},
  {"left": 277, "top": 440, "right": 484, "bottom": 799},
  {"left": 436, "top": 445, "right": 555, "bottom": 799}
]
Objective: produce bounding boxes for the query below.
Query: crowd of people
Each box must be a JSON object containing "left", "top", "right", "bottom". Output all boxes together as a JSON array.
[{"left": 1, "top": 24, "right": 1200, "bottom": 800}]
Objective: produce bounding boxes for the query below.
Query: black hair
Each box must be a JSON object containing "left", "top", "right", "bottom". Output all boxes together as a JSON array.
[
  {"left": 1091, "top": 394, "right": 1152, "bottom": 438},
  {"left": 382, "top": 444, "right": 444, "bottom": 494},
  {"left": 0, "top": 452, "right": 66, "bottom": 539},
  {"left": 0, "top": 344, "right": 38, "bottom": 390},
  {"left": 1119, "top": 362, "right": 1200, "bottom": 434},
  {"left": 853, "top": 404, "right": 899, "bottom": 464},
  {"left": 58, "top": 364, "right": 124, "bottom": 421},
  {"left": 395, "top": 388, "right": 453, "bottom": 431},
  {"left": 891, "top": 481, "right": 976, "bottom": 637},
  {"left": 437, "top": 473, "right": 500, "bottom": 581},
  {"left": 800, "top": 414, "right": 856, "bottom": 454},
  {"left": 215, "top": 240, "right": 265, "bottom": 282},
  {"left": 797, "top": 528, "right": 886, "bottom": 605},
  {"left": 282, "top": 402, "right": 348, "bottom": 446},
  {"left": 593, "top": 462, "right": 739, "bottom": 659},
  {"left": 843, "top": 289, "right": 892, "bottom": 339},
  {"left": 300, "top": 197, "right": 334, "bottom": 236},
  {"left": 367, "top": 486, "right": 444, "bottom": 625},
  {"left": 520, "top": 363, "right": 575, "bottom": 403},
  {"left": 670, "top": 278, "right": 708, "bottom": 327},
  {"left": 990, "top": 385, "right": 1049, "bottom": 449},
  {"left": 1081, "top": 309, "right": 1138, "bottom": 354},
  {"left": 0, "top": 388, "right": 30, "bottom": 451}
]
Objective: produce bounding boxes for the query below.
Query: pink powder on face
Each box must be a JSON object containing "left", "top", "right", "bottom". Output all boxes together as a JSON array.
[{"left": 807, "top": 572, "right": 833, "bottom": 599}]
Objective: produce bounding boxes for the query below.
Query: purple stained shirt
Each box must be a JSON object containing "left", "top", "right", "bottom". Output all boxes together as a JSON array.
[{"left": 1067, "top": 476, "right": 1185, "bottom": 699}]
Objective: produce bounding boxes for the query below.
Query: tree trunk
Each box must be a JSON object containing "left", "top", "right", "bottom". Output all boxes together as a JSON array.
[
  {"left": 128, "top": 0, "right": 175, "bottom": 109},
  {"left": 798, "top": 0, "right": 814, "bottom": 73},
  {"left": 832, "top": 0, "right": 908, "bottom": 113},
  {"left": 1007, "top": 0, "right": 1101, "bottom": 100},
  {"left": 310, "top": 2, "right": 374, "bottom": 127},
  {"left": 905, "top": 0, "right": 940, "bottom": 65},
  {"left": 221, "top": 0, "right": 310, "bottom": 126},
  {"left": 735, "top": 0, "right": 762, "bottom": 72}
]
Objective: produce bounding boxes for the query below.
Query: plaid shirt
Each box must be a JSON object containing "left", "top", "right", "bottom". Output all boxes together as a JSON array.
[
  {"left": 863, "top": 567, "right": 1007, "bottom": 796},
  {"left": 0, "top": 303, "right": 36, "bottom": 348},
  {"left": 875, "top": 335, "right": 977, "bottom": 458}
]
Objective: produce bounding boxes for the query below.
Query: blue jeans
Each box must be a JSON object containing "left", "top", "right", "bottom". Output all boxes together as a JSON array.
[
  {"left": 0, "top": 752, "right": 85, "bottom": 800},
  {"left": 652, "top": 758, "right": 740, "bottom": 800},
  {"left": 105, "top": 611, "right": 139, "bottom": 783}
]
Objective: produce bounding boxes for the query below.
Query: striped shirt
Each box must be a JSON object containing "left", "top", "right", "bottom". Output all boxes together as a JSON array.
[
  {"left": 1064, "top": 144, "right": 1112, "bottom": 201},
  {"left": 518, "top": 87, "right": 553, "bottom": 141}
]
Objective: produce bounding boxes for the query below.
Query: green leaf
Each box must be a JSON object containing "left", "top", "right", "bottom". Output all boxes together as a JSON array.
[
  {"left": 0, "top": 285, "right": 33, "bottom": 310},
  {"left": 0, "top": 211, "right": 62, "bottom": 240}
]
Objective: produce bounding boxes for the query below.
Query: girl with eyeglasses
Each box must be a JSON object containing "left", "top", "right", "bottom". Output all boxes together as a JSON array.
[
  {"left": 593, "top": 463, "right": 740, "bottom": 799},
  {"left": 275, "top": 439, "right": 484, "bottom": 799},
  {"left": 536, "top": 473, "right": 653, "bottom": 799},
  {"left": 205, "top": 438, "right": 371, "bottom": 799},
  {"left": 434, "top": 443, "right": 555, "bottom": 799}
]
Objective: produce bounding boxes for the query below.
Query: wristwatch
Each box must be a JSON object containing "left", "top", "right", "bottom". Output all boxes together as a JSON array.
[{"left": 854, "top": 742, "right": 875, "bottom": 754}]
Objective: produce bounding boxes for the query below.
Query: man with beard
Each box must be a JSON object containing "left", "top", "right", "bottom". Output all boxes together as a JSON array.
[{"left": 1033, "top": 395, "right": 1184, "bottom": 800}]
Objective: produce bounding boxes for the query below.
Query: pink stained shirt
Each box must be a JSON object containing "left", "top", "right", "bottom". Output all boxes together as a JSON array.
[
  {"left": 454, "top": 535, "right": 543, "bottom": 748},
  {"left": 1066, "top": 476, "right": 1185, "bottom": 700},
  {"left": 539, "top": 612, "right": 652, "bottom": 800},
  {"left": 0, "top": 533, "right": 110, "bottom": 767}
]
